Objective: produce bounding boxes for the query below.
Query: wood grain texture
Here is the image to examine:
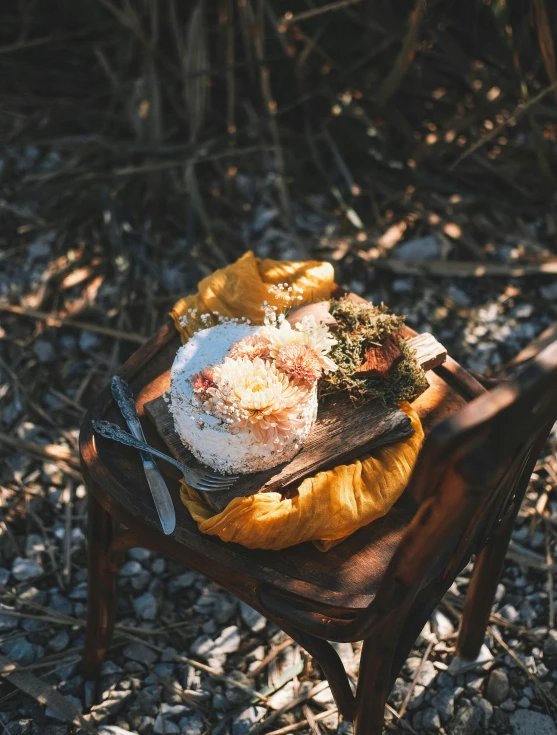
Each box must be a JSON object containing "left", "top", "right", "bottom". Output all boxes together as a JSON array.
[
  {"left": 144, "top": 332, "right": 447, "bottom": 511},
  {"left": 407, "top": 332, "right": 448, "bottom": 372},
  {"left": 145, "top": 394, "right": 413, "bottom": 511}
]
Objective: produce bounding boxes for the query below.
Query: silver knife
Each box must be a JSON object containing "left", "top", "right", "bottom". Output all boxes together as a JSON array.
[{"left": 111, "top": 376, "right": 176, "bottom": 535}]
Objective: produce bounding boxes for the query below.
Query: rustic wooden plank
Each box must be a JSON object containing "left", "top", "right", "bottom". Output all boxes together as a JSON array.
[
  {"left": 144, "top": 333, "right": 447, "bottom": 511},
  {"left": 407, "top": 332, "right": 448, "bottom": 372},
  {"left": 145, "top": 394, "right": 413, "bottom": 511}
]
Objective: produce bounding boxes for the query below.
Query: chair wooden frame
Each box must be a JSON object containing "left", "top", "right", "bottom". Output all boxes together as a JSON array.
[{"left": 79, "top": 301, "right": 557, "bottom": 735}]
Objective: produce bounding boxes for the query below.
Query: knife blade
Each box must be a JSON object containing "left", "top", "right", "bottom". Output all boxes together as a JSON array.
[{"left": 111, "top": 376, "right": 176, "bottom": 535}]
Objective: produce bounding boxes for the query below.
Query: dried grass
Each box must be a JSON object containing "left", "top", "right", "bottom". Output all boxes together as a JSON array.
[{"left": 1, "top": 0, "right": 556, "bottom": 275}]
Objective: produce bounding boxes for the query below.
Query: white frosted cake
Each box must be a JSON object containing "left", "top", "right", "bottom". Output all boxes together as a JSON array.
[{"left": 169, "top": 313, "right": 338, "bottom": 475}]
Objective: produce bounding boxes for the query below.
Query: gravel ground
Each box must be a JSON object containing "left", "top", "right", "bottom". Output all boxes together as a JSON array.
[{"left": 2, "top": 149, "right": 557, "bottom": 735}]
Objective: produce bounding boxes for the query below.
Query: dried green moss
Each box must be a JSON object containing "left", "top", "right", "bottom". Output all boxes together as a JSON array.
[{"left": 319, "top": 298, "right": 429, "bottom": 406}]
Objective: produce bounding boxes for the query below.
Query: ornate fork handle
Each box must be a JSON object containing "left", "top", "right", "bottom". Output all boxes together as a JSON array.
[
  {"left": 93, "top": 420, "right": 190, "bottom": 476},
  {"left": 110, "top": 376, "right": 140, "bottom": 426}
]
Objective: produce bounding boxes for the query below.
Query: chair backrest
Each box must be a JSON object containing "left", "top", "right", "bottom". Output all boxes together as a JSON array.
[{"left": 361, "top": 338, "right": 557, "bottom": 633}]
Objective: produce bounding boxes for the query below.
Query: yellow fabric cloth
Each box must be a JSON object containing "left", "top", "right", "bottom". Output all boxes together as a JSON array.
[
  {"left": 171, "top": 251, "right": 424, "bottom": 551},
  {"left": 171, "top": 250, "right": 334, "bottom": 342}
]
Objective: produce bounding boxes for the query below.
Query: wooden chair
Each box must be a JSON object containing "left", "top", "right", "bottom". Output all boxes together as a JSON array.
[{"left": 79, "top": 300, "right": 557, "bottom": 735}]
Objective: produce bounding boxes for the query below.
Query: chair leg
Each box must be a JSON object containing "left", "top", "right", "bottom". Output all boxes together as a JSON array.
[
  {"left": 353, "top": 634, "right": 393, "bottom": 735},
  {"left": 283, "top": 626, "right": 355, "bottom": 721},
  {"left": 457, "top": 504, "right": 517, "bottom": 660},
  {"left": 80, "top": 492, "right": 119, "bottom": 679}
]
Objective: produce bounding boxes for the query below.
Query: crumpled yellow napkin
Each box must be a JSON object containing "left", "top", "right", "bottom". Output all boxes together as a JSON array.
[{"left": 171, "top": 251, "right": 424, "bottom": 551}]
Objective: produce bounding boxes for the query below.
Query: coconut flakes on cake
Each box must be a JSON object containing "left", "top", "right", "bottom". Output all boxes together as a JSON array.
[{"left": 169, "top": 314, "right": 337, "bottom": 475}]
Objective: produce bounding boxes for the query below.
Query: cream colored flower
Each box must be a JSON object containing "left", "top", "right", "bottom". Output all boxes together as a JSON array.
[
  {"left": 190, "top": 367, "right": 215, "bottom": 403},
  {"left": 227, "top": 334, "right": 272, "bottom": 362},
  {"left": 262, "top": 315, "right": 338, "bottom": 372},
  {"left": 295, "top": 315, "right": 338, "bottom": 371},
  {"left": 260, "top": 320, "right": 303, "bottom": 354},
  {"left": 207, "top": 356, "right": 310, "bottom": 446},
  {"left": 275, "top": 344, "right": 322, "bottom": 386}
]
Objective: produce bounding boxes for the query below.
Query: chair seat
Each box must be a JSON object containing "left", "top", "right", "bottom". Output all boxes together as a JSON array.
[{"left": 80, "top": 323, "right": 470, "bottom": 614}]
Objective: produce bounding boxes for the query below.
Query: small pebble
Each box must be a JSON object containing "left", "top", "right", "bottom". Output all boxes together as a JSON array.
[
  {"left": 153, "top": 663, "right": 174, "bottom": 677},
  {"left": 393, "top": 234, "right": 443, "bottom": 261},
  {"left": 213, "top": 625, "right": 241, "bottom": 655},
  {"left": 239, "top": 601, "right": 266, "bottom": 633},
  {"left": 179, "top": 713, "right": 204, "bottom": 735},
  {"left": 151, "top": 558, "right": 166, "bottom": 575},
  {"left": 69, "top": 581, "right": 88, "bottom": 600},
  {"left": 540, "top": 282, "right": 557, "bottom": 300},
  {"left": 510, "top": 709, "right": 557, "bottom": 735},
  {"left": 161, "top": 703, "right": 190, "bottom": 717},
  {"left": 46, "top": 694, "right": 83, "bottom": 720},
  {"left": 449, "top": 699, "right": 481, "bottom": 735},
  {"left": 486, "top": 669, "right": 510, "bottom": 705},
  {"left": 232, "top": 706, "right": 267, "bottom": 735},
  {"left": 431, "top": 609, "right": 454, "bottom": 640},
  {"left": 48, "top": 591, "right": 73, "bottom": 615},
  {"left": 153, "top": 714, "right": 179, "bottom": 734},
  {"left": 99, "top": 727, "right": 135, "bottom": 735},
  {"left": 406, "top": 684, "right": 426, "bottom": 712},
  {"left": 48, "top": 630, "right": 70, "bottom": 653},
  {"left": 391, "top": 278, "right": 414, "bottom": 294},
  {"left": 410, "top": 658, "right": 436, "bottom": 687},
  {"left": 11, "top": 557, "right": 43, "bottom": 582},
  {"left": 33, "top": 339, "right": 56, "bottom": 362},
  {"left": 431, "top": 686, "right": 462, "bottom": 723},
  {"left": 477, "top": 698, "right": 493, "bottom": 729},
  {"left": 1, "top": 638, "right": 37, "bottom": 665},
  {"left": 170, "top": 571, "right": 197, "bottom": 590},
  {"left": 131, "top": 571, "right": 151, "bottom": 592},
  {"left": 79, "top": 331, "right": 101, "bottom": 351},
  {"left": 120, "top": 561, "right": 143, "bottom": 577},
  {"left": 511, "top": 303, "right": 535, "bottom": 319},
  {"left": 123, "top": 642, "right": 158, "bottom": 665},
  {"left": 128, "top": 548, "right": 151, "bottom": 562},
  {"left": 543, "top": 633, "right": 557, "bottom": 669},
  {"left": 134, "top": 592, "right": 158, "bottom": 621},
  {"left": 421, "top": 706, "right": 441, "bottom": 732}
]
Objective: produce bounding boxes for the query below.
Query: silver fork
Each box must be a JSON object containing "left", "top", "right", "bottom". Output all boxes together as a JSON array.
[{"left": 92, "top": 420, "right": 239, "bottom": 492}]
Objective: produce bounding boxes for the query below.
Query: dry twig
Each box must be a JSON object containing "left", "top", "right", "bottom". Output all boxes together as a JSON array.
[
  {"left": 0, "top": 303, "right": 146, "bottom": 344},
  {"left": 451, "top": 80, "right": 557, "bottom": 168},
  {"left": 398, "top": 640, "right": 434, "bottom": 718},
  {"left": 281, "top": 0, "right": 361, "bottom": 25},
  {"left": 263, "top": 707, "right": 338, "bottom": 735},
  {"left": 0, "top": 654, "right": 97, "bottom": 735}
]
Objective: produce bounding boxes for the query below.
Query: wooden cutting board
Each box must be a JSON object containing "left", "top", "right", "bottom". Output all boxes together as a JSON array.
[{"left": 144, "top": 332, "right": 446, "bottom": 511}]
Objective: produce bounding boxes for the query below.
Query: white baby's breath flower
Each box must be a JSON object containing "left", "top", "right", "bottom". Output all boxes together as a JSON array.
[{"left": 261, "top": 315, "right": 338, "bottom": 372}]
